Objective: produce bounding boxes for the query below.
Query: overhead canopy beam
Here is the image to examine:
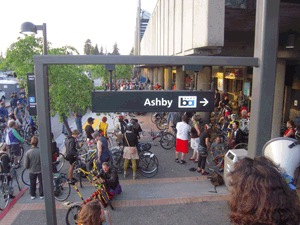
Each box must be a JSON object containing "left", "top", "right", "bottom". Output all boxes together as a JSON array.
[{"left": 33, "top": 55, "right": 259, "bottom": 67}]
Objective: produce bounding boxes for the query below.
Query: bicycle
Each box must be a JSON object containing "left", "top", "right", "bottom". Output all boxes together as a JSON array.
[
  {"left": 206, "top": 148, "right": 227, "bottom": 173},
  {"left": 21, "top": 167, "right": 71, "bottom": 202},
  {"left": 65, "top": 162, "right": 114, "bottom": 225},
  {"left": 111, "top": 143, "right": 159, "bottom": 178},
  {"left": 149, "top": 127, "right": 176, "bottom": 150},
  {"left": 0, "top": 164, "right": 21, "bottom": 210}
]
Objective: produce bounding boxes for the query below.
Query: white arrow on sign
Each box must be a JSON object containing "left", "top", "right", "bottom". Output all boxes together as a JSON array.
[{"left": 200, "top": 98, "right": 209, "bottom": 106}]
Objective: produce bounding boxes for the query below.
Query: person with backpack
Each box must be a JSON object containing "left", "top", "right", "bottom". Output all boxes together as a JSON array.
[
  {"left": 23, "top": 136, "right": 43, "bottom": 200},
  {"left": 0, "top": 142, "right": 15, "bottom": 199},
  {"left": 85, "top": 117, "right": 95, "bottom": 146},
  {"left": 65, "top": 129, "right": 80, "bottom": 184},
  {"left": 8, "top": 120, "right": 26, "bottom": 168},
  {"left": 14, "top": 102, "right": 24, "bottom": 125}
]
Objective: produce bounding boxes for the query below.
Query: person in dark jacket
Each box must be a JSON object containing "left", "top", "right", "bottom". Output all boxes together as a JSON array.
[
  {"left": 0, "top": 142, "right": 15, "bottom": 199},
  {"left": 99, "top": 162, "right": 122, "bottom": 198},
  {"left": 23, "top": 136, "right": 43, "bottom": 200},
  {"left": 122, "top": 123, "right": 139, "bottom": 179},
  {"left": 0, "top": 102, "right": 8, "bottom": 121},
  {"left": 65, "top": 129, "right": 80, "bottom": 184},
  {"left": 229, "top": 121, "right": 243, "bottom": 148}
]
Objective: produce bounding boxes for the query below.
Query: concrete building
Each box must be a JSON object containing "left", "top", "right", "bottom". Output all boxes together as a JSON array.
[{"left": 140, "top": 0, "right": 300, "bottom": 138}]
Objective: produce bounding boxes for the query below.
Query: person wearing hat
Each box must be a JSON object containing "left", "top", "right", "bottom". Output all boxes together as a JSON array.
[
  {"left": 93, "top": 130, "right": 111, "bottom": 172},
  {"left": 197, "top": 124, "right": 212, "bottom": 175},
  {"left": 98, "top": 117, "right": 108, "bottom": 138},
  {"left": 65, "top": 129, "right": 80, "bottom": 184},
  {"left": 0, "top": 102, "right": 8, "bottom": 122},
  {"left": 85, "top": 117, "right": 95, "bottom": 145},
  {"left": 0, "top": 142, "right": 15, "bottom": 199},
  {"left": 122, "top": 123, "right": 139, "bottom": 179}
]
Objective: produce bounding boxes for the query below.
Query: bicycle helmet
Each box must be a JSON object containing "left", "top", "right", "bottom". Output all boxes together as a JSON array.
[
  {"left": 127, "top": 123, "right": 134, "bottom": 130},
  {"left": 231, "top": 114, "right": 237, "bottom": 120}
]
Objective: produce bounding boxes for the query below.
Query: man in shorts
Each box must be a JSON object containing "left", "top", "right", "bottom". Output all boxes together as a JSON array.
[
  {"left": 175, "top": 115, "right": 191, "bottom": 164},
  {"left": 65, "top": 129, "right": 80, "bottom": 184}
]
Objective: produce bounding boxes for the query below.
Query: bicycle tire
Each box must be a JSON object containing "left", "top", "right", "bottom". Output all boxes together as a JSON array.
[
  {"left": 12, "top": 170, "right": 21, "bottom": 191},
  {"left": 2, "top": 182, "right": 10, "bottom": 208},
  {"left": 56, "top": 153, "right": 66, "bottom": 172},
  {"left": 156, "top": 118, "right": 167, "bottom": 130},
  {"left": 138, "top": 154, "right": 159, "bottom": 178},
  {"left": 54, "top": 176, "right": 71, "bottom": 202},
  {"left": 233, "top": 143, "right": 248, "bottom": 150},
  {"left": 101, "top": 189, "right": 114, "bottom": 210},
  {"left": 112, "top": 155, "right": 124, "bottom": 173},
  {"left": 151, "top": 112, "right": 157, "bottom": 123},
  {"left": 113, "top": 116, "right": 119, "bottom": 128},
  {"left": 206, "top": 154, "right": 217, "bottom": 167},
  {"left": 139, "top": 150, "right": 159, "bottom": 166},
  {"left": 66, "top": 204, "right": 81, "bottom": 225},
  {"left": 21, "top": 168, "right": 39, "bottom": 186},
  {"left": 24, "top": 126, "right": 34, "bottom": 143},
  {"left": 160, "top": 133, "right": 176, "bottom": 150}
]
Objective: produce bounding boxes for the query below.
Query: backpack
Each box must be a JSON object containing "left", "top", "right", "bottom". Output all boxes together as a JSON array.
[
  {"left": 65, "top": 136, "right": 75, "bottom": 157},
  {"left": 173, "top": 112, "right": 182, "bottom": 127}
]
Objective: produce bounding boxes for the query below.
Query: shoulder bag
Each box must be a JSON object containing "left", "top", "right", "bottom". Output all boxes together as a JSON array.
[{"left": 124, "top": 133, "right": 137, "bottom": 154}]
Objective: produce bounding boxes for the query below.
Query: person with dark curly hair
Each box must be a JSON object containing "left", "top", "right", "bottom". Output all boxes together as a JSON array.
[{"left": 228, "top": 156, "right": 300, "bottom": 225}]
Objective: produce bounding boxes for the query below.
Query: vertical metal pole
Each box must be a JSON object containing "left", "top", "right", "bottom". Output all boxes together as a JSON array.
[
  {"left": 35, "top": 62, "right": 57, "bottom": 225},
  {"left": 248, "top": 0, "right": 280, "bottom": 158},
  {"left": 194, "top": 72, "right": 198, "bottom": 90},
  {"left": 109, "top": 71, "right": 112, "bottom": 91},
  {"left": 114, "top": 70, "right": 117, "bottom": 91}
]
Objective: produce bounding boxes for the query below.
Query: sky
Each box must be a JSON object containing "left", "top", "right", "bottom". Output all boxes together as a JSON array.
[{"left": 0, "top": 0, "right": 157, "bottom": 57}]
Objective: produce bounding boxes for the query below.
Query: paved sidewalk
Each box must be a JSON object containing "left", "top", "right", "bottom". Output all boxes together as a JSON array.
[{"left": 0, "top": 112, "right": 232, "bottom": 225}]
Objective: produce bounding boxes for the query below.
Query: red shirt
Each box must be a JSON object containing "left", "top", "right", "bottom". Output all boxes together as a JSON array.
[{"left": 285, "top": 128, "right": 295, "bottom": 136}]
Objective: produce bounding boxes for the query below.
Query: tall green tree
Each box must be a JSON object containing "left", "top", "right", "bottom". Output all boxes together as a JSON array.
[
  {"left": 112, "top": 42, "right": 120, "bottom": 55},
  {"left": 129, "top": 47, "right": 134, "bottom": 55},
  {"left": 84, "top": 39, "right": 92, "bottom": 55},
  {"left": 90, "top": 46, "right": 95, "bottom": 55},
  {"left": 94, "top": 44, "right": 99, "bottom": 55},
  {"left": 5, "top": 35, "right": 93, "bottom": 135},
  {"left": 99, "top": 45, "right": 104, "bottom": 55}
]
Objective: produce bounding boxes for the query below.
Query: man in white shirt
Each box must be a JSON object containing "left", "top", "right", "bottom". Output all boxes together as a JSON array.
[{"left": 175, "top": 114, "right": 191, "bottom": 164}]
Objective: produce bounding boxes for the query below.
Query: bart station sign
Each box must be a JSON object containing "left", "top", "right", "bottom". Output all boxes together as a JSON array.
[{"left": 92, "top": 90, "right": 215, "bottom": 112}]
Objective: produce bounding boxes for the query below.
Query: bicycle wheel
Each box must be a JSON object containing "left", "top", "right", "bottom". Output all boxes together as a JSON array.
[
  {"left": 156, "top": 118, "right": 167, "bottom": 130},
  {"left": 138, "top": 153, "right": 159, "bottom": 178},
  {"left": 233, "top": 143, "right": 248, "bottom": 150},
  {"left": 55, "top": 153, "right": 66, "bottom": 172},
  {"left": 151, "top": 112, "right": 157, "bottom": 123},
  {"left": 206, "top": 154, "right": 217, "bottom": 167},
  {"left": 66, "top": 204, "right": 81, "bottom": 225},
  {"left": 54, "top": 176, "right": 71, "bottom": 202},
  {"left": 24, "top": 126, "right": 34, "bottom": 143},
  {"left": 160, "top": 133, "right": 176, "bottom": 150},
  {"left": 139, "top": 150, "right": 159, "bottom": 166},
  {"left": 101, "top": 189, "right": 114, "bottom": 210},
  {"left": 112, "top": 155, "right": 124, "bottom": 173},
  {"left": 2, "top": 182, "right": 10, "bottom": 209},
  {"left": 21, "top": 168, "right": 39, "bottom": 186},
  {"left": 12, "top": 169, "right": 21, "bottom": 191}
]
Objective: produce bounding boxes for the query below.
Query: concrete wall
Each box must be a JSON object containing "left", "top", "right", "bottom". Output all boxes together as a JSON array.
[{"left": 140, "top": 0, "right": 225, "bottom": 56}]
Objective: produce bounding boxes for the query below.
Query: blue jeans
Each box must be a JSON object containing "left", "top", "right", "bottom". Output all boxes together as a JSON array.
[{"left": 75, "top": 117, "right": 82, "bottom": 134}]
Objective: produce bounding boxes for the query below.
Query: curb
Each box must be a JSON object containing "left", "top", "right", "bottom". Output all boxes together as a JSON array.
[{"left": 0, "top": 186, "right": 28, "bottom": 221}]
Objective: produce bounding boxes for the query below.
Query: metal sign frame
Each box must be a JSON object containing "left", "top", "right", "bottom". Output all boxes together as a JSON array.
[{"left": 32, "top": 0, "right": 280, "bottom": 224}]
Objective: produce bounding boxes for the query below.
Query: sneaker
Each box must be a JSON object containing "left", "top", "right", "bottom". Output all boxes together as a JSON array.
[
  {"left": 180, "top": 160, "right": 186, "bottom": 164},
  {"left": 40, "top": 196, "right": 44, "bottom": 199},
  {"left": 175, "top": 159, "right": 180, "bottom": 163},
  {"left": 31, "top": 196, "right": 36, "bottom": 200}
]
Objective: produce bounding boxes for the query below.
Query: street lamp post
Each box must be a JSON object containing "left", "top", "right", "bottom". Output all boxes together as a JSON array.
[{"left": 20, "top": 22, "right": 57, "bottom": 225}]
